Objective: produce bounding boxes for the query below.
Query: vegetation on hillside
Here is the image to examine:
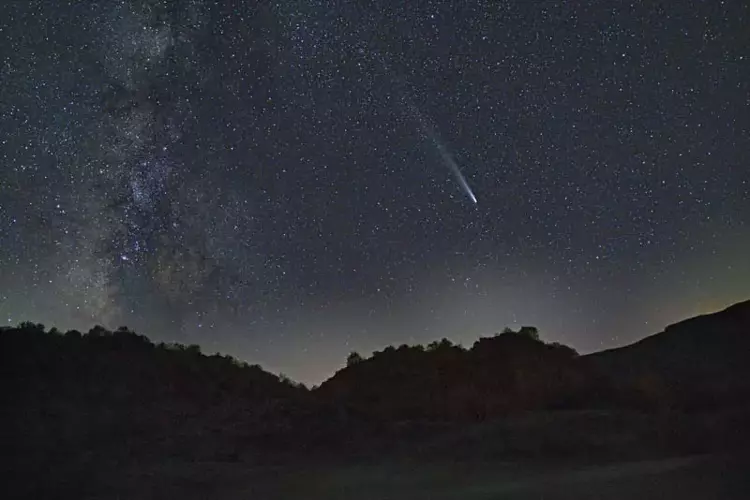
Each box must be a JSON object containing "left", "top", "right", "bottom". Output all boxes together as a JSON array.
[{"left": 3, "top": 300, "right": 749, "bottom": 469}]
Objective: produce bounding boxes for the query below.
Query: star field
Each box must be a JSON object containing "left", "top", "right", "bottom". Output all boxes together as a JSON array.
[{"left": 1, "top": 1, "right": 748, "bottom": 383}]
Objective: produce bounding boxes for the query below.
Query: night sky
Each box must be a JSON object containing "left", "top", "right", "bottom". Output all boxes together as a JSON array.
[{"left": 1, "top": 1, "right": 748, "bottom": 383}]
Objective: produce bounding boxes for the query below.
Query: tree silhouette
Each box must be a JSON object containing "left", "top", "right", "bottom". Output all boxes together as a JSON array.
[
  {"left": 518, "top": 326, "right": 540, "bottom": 341},
  {"left": 346, "top": 351, "right": 363, "bottom": 366}
]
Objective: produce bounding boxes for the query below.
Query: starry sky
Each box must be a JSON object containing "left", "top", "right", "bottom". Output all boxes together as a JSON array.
[{"left": 1, "top": 1, "right": 748, "bottom": 383}]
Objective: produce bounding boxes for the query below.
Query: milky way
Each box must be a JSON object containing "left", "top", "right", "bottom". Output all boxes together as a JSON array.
[{"left": 1, "top": 1, "right": 749, "bottom": 383}]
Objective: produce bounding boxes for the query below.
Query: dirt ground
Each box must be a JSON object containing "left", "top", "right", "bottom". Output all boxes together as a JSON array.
[{"left": 18, "top": 453, "right": 745, "bottom": 499}]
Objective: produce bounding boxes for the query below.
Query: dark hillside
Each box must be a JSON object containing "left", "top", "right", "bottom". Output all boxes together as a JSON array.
[
  {"left": 585, "top": 300, "right": 750, "bottom": 410},
  {"left": 1, "top": 323, "right": 307, "bottom": 472},
  {"left": 3, "top": 301, "right": 750, "bottom": 496}
]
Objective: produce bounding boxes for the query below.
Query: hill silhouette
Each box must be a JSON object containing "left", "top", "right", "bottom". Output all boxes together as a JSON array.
[
  {"left": 2, "top": 323, "right": 307, "bottom": 468},
  {"left": 316, "top": 328, "right": 591, "bottom": 423},
  {"left": 3, "top": 300, "right": 750, "bottom": 491},
  {"left": 586, "top": 299, "right": 750, "bottom": 411}
]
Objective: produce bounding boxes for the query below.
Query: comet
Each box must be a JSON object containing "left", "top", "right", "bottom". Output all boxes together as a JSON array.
[
  {"left": 433, "top": 136, "right": 478, "bottom": 205},
  {"left": 409, "top": 103, "right": 478, "bottom": 205}
]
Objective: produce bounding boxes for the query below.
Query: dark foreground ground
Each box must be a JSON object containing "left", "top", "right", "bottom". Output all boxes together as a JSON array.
[
  {"left": 9, "top": 409, "right": 750, "bottom": 499},
  {"left": 15, "top": 453, "right": 748, "bottom": 499}
]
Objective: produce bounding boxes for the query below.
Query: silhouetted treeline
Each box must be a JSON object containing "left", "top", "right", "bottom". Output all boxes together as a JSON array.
[
  {"left": 3, "top": 300, "right": 750, "bottom": 468},
  {"left": 314, "top": 313, "right": 750, "bottom": 428},
  {"left": 317, "top": 327, "right": 597, "bottom": 423},
  {"left": 2, "top": 322, "right": 307, "bottom": 464}
]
